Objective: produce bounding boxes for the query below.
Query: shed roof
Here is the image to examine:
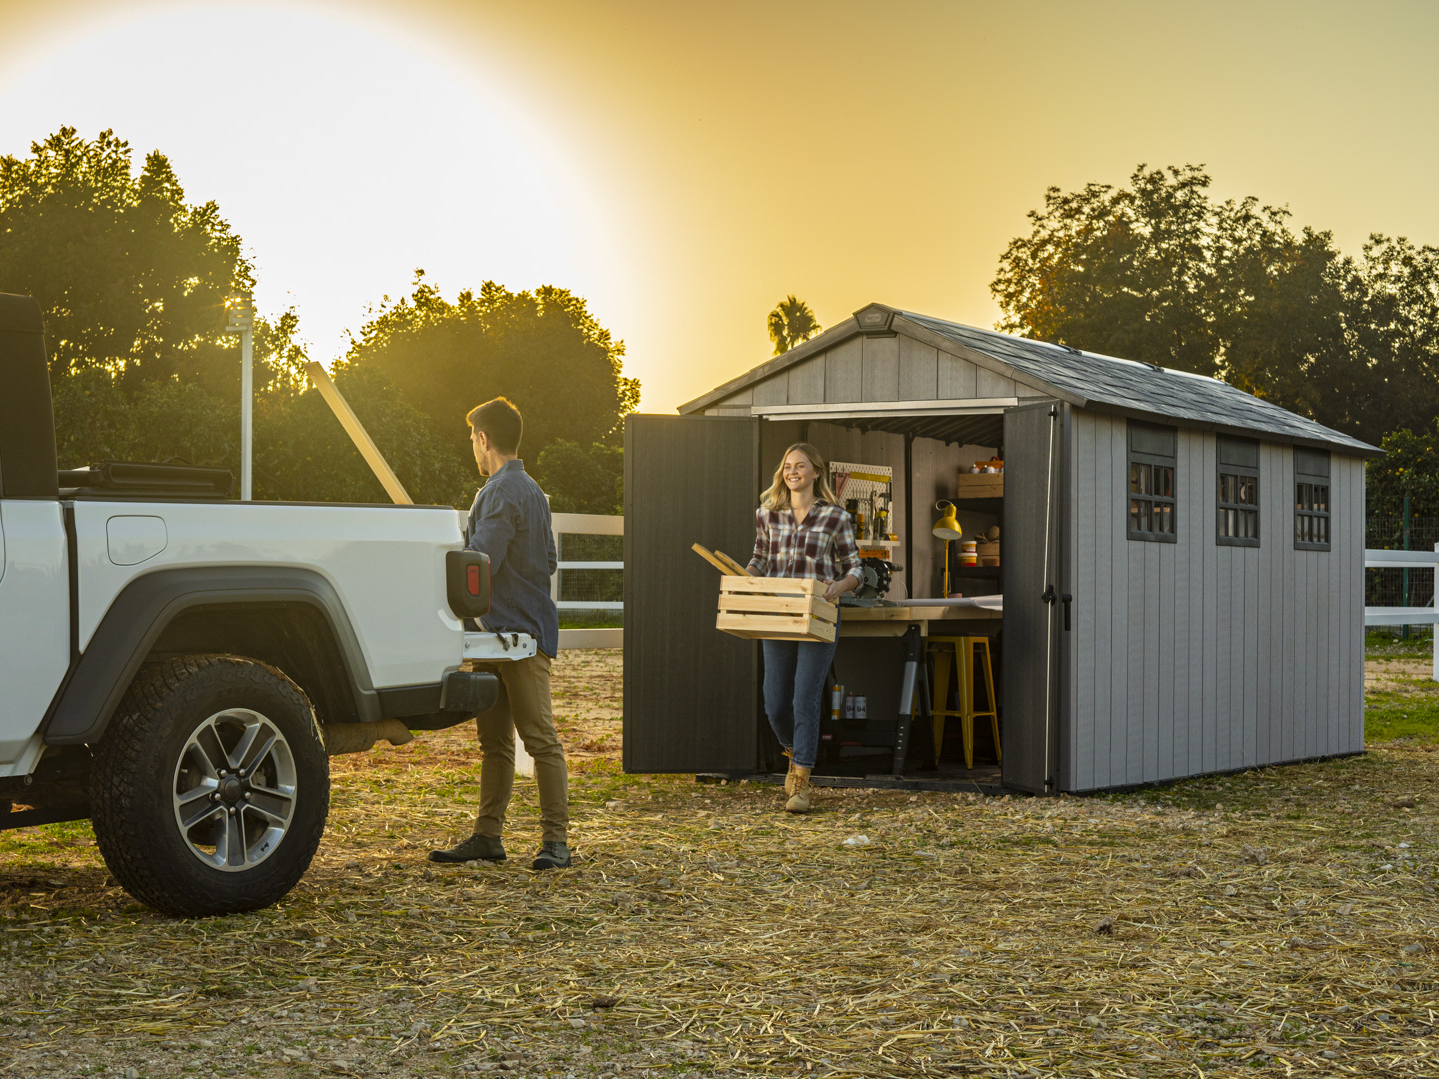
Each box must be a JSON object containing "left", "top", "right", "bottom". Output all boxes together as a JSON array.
[{"left": 681, "top": 303, "right": 1382, "bottom": 458}]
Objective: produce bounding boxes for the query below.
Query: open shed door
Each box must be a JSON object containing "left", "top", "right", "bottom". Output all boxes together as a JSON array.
[
  {"left": 623, "top": 414, "right": 760, "bottom": 773},
  {"left": 1001, "top": 402, "right": 1062, "bottom": 793}
]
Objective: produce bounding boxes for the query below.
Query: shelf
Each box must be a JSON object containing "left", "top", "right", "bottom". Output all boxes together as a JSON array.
[
  {"left": 953, "top": 565, "right": 1002, "bottom": 578},
  {"left": 953, "top": 497, "right": 1003, "bottom": 513}
]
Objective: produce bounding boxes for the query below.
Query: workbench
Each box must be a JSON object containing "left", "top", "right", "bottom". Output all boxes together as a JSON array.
[{"left": 823, "top": 599, "right": 1001, "bottom": 775}]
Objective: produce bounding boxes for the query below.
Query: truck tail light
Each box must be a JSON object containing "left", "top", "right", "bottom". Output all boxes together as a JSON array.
[{"left": 446, "top": 550, "right": 491, "bottom": 619}]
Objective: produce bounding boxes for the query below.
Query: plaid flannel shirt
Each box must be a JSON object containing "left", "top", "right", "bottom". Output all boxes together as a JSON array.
[{"left": 746, "top": 500, "right": 864, "bottom": 584}]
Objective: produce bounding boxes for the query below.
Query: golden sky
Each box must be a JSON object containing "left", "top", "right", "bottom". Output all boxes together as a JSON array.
[{"left": 2, "top": 0, "right": 1437, "bottom": 414}]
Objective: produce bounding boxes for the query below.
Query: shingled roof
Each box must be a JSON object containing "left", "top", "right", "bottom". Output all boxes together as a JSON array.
[{"left": 681, "top": 304, "right": 1382, "bottom": 458}]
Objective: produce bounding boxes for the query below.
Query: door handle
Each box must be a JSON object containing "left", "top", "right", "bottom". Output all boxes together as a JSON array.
[{"left": 1061, "top": 593, "right": 1072, "bottom": 632}]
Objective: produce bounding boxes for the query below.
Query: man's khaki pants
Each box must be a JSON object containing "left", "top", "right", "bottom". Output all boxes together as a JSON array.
[{"left": 473, "top": 652, "right": 569, "bottom": 844}]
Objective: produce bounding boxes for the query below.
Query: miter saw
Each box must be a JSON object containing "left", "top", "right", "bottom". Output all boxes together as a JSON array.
[{"left": 839, "top": 557, "right": 902, "bottom": 607}]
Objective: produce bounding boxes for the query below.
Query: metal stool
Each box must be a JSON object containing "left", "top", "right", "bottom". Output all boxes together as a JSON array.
[{"left": 927, "top": 635, "right": 1000, "bottom": 769}]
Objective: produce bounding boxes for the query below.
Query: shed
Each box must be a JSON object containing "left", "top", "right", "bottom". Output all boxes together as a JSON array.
[{"left": 622, "top": 303, "right": 1381, "bottom": 793}]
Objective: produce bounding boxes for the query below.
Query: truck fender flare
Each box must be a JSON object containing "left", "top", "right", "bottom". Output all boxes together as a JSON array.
[{"left": 41, "top": 566, "right": 380, "bottom": 746}]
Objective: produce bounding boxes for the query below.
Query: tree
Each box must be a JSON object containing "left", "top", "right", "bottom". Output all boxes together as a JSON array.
[
  {"left": 990, "top": 164, "right": 1439, "bottom": 446},
  {"left": 341, "top": 273, "right": 639, "bottom": 482},
  {"left": 0, "top": 127, "right": 253, "bottom": 394},
  {"left": 767, "top": 295, "right": 821, "bottom": 355},
  {"left": 532, "top": 440, "right": 623, "bottom": 514}
]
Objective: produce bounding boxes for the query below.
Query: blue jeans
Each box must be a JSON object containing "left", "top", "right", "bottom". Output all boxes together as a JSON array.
[{"left": 762, "top": 629, "right": 839, "bottom": 770}]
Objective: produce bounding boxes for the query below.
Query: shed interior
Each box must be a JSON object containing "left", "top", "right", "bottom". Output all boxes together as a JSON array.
[{"left": 756, "top": 414, "right": 1021, "bottom": 785}]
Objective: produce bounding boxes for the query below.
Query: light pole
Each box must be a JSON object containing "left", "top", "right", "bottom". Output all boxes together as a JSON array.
[{"left": 223, "top": 293, "right": 254, "bottom": 500}]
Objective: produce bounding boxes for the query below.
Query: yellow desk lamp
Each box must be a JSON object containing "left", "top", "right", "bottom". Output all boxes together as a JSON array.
[{"left": 932, "top": 500, "right": 962, "bottom": 597}]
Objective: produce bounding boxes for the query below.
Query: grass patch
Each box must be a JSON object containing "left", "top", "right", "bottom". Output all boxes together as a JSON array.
[{"left": 1366, "top": 688, "right": 1439, "bottom": 742}]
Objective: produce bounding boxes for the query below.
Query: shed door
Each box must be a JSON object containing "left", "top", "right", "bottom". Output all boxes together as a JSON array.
[
  {"left": 623, "top": 414, "right": 760, "bottom": 773},
  {"left": 1001, "top": 402, "right": 1063, "bottom": 793}
]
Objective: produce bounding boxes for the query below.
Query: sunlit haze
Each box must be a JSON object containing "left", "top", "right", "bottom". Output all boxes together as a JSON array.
[{"left": 3, "top": 0, "right": 1438, "bottom": 412}]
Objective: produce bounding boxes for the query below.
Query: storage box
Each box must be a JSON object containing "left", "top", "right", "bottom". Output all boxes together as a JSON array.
[
  {"left": 957, "top": 472, "right": 1004, "bottom": 499},
  {"left": 715, "top": 576, "right": 838, "bottom": 642}
]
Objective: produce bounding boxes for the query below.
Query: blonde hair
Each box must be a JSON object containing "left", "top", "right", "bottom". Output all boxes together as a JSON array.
[{"left": 760, "top": 442, "right": 840, "bottom": 510}]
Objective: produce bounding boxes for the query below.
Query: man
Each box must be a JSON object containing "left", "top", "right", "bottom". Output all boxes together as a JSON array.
[{"left": 430, "top": 397, "right": 571, "bottom": 870}]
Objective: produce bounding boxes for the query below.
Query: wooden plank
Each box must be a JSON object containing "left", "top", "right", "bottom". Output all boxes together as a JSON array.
[
  {"left": 861, "top": 334, "right": 900, "bottom": 401},
  {"left": 305, "top": 361, "right": 413, "bottom": 504},
  {"left": 936, "top": 352, "right": 977, "bottom": 398},
  {"left": 717, "top": 593, "right": 837, "bottom": 621},
  {"left": 691, "top": 543, "right": 732, "bottom": 574},
  {"left": 825, "top": 337, "right": 863, "bottom": 403},
  {"left": 711, "top": 550, "right": 752, "bottom": 576},
  {"left": 717, "top": 612, "right": 836, "bottom": 642},
  {"left": 898, "top": 337, "right": 938, "bottom": 400},
  {"left": 787, "top": 354, "right": 826, "bottom": 405},
  {"left": 719, "top": 576, "right": 821, "bottom": 596}
]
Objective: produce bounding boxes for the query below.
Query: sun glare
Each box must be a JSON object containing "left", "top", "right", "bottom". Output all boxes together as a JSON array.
[{"left": 0, "top": 1, "right": 620, "bottom": 361}]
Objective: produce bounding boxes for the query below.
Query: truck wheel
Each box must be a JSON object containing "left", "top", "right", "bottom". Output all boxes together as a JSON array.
[{"left": 90, "top": 654, "right": 330, "bottom": 917}]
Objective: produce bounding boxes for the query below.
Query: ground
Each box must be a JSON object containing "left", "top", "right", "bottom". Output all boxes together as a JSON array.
[{"left": 1, "top": 646, "right": 1436, "bottom": 1079}]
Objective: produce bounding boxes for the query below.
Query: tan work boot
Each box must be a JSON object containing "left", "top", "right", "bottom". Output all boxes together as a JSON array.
[
  {"left": 782, "top": 748, "right": 798, "bottom": 797},
  {"left": 785, "top": 773, "right": 813, "bottom": 813}
]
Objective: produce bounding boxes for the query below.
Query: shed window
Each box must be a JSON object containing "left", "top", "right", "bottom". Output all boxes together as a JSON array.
[
  {"left": 1294, "top": 448, "right": 1331, "bottom": 551},
  {"left": 1217, "top": 436, "right": 1259, "bottom": 547},
  {"left": 1128, "top": 422, "right": 1177, "bottom": 543}
]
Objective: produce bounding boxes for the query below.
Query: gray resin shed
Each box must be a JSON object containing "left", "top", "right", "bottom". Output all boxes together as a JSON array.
[{"left": 622, "top": 303, "right": 1381, "bottom": 793}]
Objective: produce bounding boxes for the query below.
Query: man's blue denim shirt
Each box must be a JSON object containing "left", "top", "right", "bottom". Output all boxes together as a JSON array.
[{"left": 466, "top": 460, "right": 559, "bottom": 658}]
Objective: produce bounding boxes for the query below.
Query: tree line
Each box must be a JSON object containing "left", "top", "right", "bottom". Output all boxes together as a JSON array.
[
  {"left": 6, "top": 135, "right": 1435, "bottom": 519},
  {"left": 990, "top": 164, "right": 1439, "bottom": 518},
  {"left": 0, "top": 128, "right": 637, "bottom": 513}
]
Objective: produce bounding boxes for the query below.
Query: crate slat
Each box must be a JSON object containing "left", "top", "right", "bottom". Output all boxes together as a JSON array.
[
  {"left": 716, "top": 611, "right": 837, "bottom": 642},
  {"left": 718, "top": 575, "right": 822, "bottom": 596},
  {"left": 717, "top": 592, "right": 838, "bottom": 622}
]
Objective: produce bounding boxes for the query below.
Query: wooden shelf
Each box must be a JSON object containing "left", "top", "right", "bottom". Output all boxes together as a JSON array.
[{"left": 953, "top": 497, "right": 1003, "bottom": 513}]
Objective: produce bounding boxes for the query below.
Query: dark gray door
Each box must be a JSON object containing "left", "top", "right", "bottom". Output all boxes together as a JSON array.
[
  {"left": 623, "top": 414, "right": 761, "bottom": 773},
  {"left": 1001, "top": 402, "right": 1063, "bottom": 793}
]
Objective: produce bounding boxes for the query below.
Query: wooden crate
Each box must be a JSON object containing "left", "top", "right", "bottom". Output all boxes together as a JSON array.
[
  {"left": 957, "top": 472, "right": 1004, "bottom": 499},
  {"left": 715, "top": 576, "right": 837, "bottom": 642}
]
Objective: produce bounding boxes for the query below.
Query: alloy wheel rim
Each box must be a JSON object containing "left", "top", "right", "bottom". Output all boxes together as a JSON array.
[{"left": 171, "top": 708, "right": 298, "bottom": 872}]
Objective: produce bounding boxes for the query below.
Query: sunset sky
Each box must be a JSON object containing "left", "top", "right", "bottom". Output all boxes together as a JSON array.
[{"left": 2, "top": 0, "right": 1437, "bottom": 413}]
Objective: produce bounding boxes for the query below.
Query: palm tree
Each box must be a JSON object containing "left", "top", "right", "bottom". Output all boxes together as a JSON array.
[{"left": 766, "top": 295, "right": 821, "bottom": 356}]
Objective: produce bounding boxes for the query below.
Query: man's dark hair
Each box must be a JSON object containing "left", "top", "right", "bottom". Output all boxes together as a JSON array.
[{"left": 466, "top": 397, "right": 523, "bottom": 455}]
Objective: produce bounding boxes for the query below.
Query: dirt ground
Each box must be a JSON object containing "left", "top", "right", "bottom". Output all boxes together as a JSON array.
[{"left": 1, "top": 649, "right": 1436, "bottom": 1078}]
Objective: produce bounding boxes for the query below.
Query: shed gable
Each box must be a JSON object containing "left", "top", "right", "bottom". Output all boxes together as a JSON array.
[{"left": 704, "top": 331, "right": 1031, "bottom": 414}]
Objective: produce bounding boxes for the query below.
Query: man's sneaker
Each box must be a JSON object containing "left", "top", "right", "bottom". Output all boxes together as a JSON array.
[
  {"left": 782, "top": 748, "right": 798, "bottom": 797},
  {"left": 532, "top": 841, "right": 572, "bottom": 870},
  {"left": 785, "top": 774, "right": 813, "bottom": 814},
  {"left": 429, "top": 834, "right": 506, "bottom": 863}
]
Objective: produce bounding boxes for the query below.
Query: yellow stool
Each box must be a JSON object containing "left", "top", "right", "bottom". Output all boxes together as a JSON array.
[{"left": 927, "top": 636, "right": 1000, "bottom": 769}]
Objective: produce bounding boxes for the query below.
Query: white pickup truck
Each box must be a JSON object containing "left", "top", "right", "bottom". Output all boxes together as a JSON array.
[{"left": 0, "top": 292, "right": 532, "bottom": 916}]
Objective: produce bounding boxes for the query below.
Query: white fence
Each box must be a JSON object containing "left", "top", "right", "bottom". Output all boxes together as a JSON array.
[
  {"left": 552, "top": 512, "right": 623, "bottom": 650},
  {"left": 1364, "top": 544, "right": 1439, "bottom": 680}
]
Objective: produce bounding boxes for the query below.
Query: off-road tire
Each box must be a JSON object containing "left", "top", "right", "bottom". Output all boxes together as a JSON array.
[{"left": 90, "top": 654, "right": 329, "bottom": 916}]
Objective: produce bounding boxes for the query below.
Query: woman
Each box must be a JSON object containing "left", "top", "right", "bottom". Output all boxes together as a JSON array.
[{"left": 745, "top": 443, "right": 862, "bottom": 813}]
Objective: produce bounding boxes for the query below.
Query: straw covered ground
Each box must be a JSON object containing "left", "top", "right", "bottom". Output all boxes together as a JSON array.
[{"left": 1, "top": 647, "right": 1436, "bottom": 1079}]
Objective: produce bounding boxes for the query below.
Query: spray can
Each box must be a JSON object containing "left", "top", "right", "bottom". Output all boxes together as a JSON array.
[
  {"left": 844, "top": 692, "right": 856, "bottom": 719},
  {"left": 855, "top": 695, "right": 868, "bottom": 720}
]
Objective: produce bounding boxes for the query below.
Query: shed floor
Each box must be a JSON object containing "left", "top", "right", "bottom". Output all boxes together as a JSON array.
[{"left": 698, "top": 761, "right": 1005, "bottom": 795}]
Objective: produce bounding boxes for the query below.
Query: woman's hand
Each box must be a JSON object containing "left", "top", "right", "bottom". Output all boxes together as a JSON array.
[{"left": 823, "top": 574, "right": 859, "bottom": 603}]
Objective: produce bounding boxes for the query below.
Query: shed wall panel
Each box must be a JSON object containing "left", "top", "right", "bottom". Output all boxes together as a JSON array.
[
  {"left": 899, "top": 337, "right": 939, "bottom": 400},
  {"left": 753, "top": 373, "right": 788, "bottom": 406},
  {"left": 788, "top": 355, "right": 826, "bottom": 404},
  {"left": 976, "top": 366, "right": 1021, "bottom": 399},
  {"left": 861, "top": 335, "right": 900, "bottom": 401},
  {"left": 826, "top": 338, "right": 864, "bottom": 402},
  {"left": 1072, "top": 413, "right": 1098, "bottom": 791},
  {"left": 936, "top": 352, "right": 978, "bottom": 398},
  {"left": 1109, "top": 417, "right": 1130, "bottom": 787},
  {"left": 1091, "top": 415, "right": 1114, "bottom": 790}
]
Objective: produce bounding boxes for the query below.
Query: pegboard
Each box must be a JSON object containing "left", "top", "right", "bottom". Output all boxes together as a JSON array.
[{"left": 829, "top": 461, "right": 897, "bottom": 547}]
